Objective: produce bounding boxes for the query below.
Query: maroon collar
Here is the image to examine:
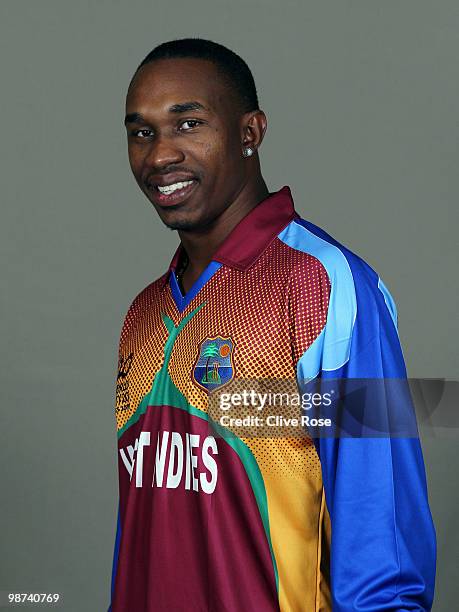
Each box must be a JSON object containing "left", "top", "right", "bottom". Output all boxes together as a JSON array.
[{"left": 161, "top": 185, "right": 298, "bottom": 286}]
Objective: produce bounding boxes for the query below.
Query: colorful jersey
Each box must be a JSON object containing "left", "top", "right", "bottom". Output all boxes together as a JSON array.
[{"left": 109, "top": 186, "right": 436, "bottom": 611}]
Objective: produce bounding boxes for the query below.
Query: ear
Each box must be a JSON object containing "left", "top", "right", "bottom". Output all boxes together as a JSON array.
[{"left": 241, "top": 110, "right": 268, "bottom": 152}]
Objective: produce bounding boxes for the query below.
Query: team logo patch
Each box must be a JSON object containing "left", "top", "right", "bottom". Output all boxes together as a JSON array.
[{"left": 193, "top": 336, "right": 234, "bottom": 392}]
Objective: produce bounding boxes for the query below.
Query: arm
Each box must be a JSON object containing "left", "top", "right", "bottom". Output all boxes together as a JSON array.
[{"left": 294, "top": 248, "right": 436, "bottom": 611}]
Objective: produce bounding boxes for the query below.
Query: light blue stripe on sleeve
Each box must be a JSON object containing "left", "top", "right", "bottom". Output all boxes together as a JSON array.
[
  {"left": 377, "top": 276, "right": 398, "bottom": 331},
  {"left": 278, "top": 220, "right": 357, "bottom": 379}
]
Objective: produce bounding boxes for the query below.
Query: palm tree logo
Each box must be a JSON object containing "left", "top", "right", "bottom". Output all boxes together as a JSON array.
[
  {"left": 201, "top": 343, "right": 221, "bottom": 384},
  {"left": 193, "top": 337, "right": 234, "bottom": 392}
]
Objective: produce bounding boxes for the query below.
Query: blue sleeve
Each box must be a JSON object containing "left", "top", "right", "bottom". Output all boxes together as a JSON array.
[{"left": 296, "top": 240, "right": 436, "bottom": 610}]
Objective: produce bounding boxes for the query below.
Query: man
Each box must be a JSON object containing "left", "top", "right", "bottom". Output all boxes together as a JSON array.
[{"left": 109, "top": 38, "right": 436, "bottom": 611}]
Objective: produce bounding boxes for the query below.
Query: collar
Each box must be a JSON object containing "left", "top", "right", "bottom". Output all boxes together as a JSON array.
[{"left": 161, "top": 185, "right": 298, "bottom": 287}]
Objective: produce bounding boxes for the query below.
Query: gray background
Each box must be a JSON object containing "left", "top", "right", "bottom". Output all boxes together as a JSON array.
[{"left": 1, "top": 1, "right": 457, "bottom": 610}]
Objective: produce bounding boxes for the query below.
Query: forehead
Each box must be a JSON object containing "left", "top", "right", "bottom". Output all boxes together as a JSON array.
[{"left": 126, "top": 57, "right": 234, "bottom": 117}]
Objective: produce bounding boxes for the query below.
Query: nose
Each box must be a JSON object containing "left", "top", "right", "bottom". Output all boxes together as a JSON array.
[{"left": 145, "top": 134, "right": 184, "bottom": 170}]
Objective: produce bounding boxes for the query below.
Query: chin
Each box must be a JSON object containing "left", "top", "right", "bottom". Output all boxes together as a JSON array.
[
  {"left": 161, "top": 209, "right": 217, "bottom": 233},
  {"left": 164, "top": 219, "right": 201, "bottom": 231},
  {"left": 160, "top": 212, "right": 203, "bottom": 232}
]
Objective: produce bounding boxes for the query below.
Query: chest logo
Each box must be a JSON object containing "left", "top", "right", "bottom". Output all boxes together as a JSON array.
[{"left": 193, "top": 336, "right": 235, "bottom": 393}]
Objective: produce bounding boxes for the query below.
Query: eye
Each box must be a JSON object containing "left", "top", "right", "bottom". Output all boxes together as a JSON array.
[
  {"left": 180, "top": 119, "right": 202, "bottom": 131},
  {"left": 131, "top": 129, "right": 154, "bottom": 138}
]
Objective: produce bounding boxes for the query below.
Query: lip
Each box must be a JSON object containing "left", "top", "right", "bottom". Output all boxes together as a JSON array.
[
  {"left": 148, "top": 178, "right": 199, "bottom": 207},
  {"left": 149, "top": 173, "right": 197, "bottom": 187}
]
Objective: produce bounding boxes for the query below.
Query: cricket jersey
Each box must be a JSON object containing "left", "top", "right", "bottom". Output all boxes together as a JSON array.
[{"left": 109, "top": 186, "right": 436, "bottom": 611}]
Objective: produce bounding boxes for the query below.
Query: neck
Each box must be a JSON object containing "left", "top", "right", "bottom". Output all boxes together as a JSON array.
[{"left": 178, "top": 176, "right": 269, "bottom": 274}]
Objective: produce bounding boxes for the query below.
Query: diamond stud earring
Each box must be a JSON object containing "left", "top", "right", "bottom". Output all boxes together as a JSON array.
[{"left": 242, "top": 147, "right": 254, "bottom": 158}]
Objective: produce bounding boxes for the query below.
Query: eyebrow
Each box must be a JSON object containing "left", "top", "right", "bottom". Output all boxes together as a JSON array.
[
  {"left": 124, "top": 101, "right": 209, "bottom": 126},
  {"left": 169, "top": 101, "right": 209, "bottom": 113}
]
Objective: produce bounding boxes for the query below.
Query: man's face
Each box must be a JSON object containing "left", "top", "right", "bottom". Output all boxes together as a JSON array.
[{"left": 125, "top": 58, "right": 249, "bottom": 231}]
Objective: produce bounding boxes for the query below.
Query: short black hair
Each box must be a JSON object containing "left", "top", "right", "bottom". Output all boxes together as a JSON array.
[{"left": 134, "top": 38, "right": 259, "bottom": 114}]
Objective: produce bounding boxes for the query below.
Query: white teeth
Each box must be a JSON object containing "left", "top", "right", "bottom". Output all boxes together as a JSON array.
[{"left": 157, "top": 180, "right": 194, "bottom": 194}]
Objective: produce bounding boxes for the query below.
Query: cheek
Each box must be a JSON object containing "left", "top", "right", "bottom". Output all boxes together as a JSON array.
[
  {"left": 192, "top": 136, "right": 219, "bottom": 158},
  {"left": 198, "top": 126, "right": 231, "bottom": 158},
  {"left": 198, "top": 137, "right": 236, "bottom": 175},
  {"left": 127, "top": 147, "right": 143, "bottom": 176},
  {"left": 127, "top": 146, "right": 136, "bottom": 167}
]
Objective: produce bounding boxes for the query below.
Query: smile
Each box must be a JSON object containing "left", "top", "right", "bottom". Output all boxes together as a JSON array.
[
  {"left": 150, "top": 179, "right": 198, "bottom": 207},
  {"left": 156, "top": 180, "right": 194, "bottom": 194}
]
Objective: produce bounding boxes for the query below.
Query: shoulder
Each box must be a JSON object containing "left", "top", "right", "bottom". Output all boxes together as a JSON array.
[
  {"left": 119, "top": 272, "right": 168, "bottom": 344},
  {"left": 126, "top": 273, "right": 167, "bottom": 312},
  {"left": 277, "top": 216, "right": 398, "bottom": 329},
  {"left": 279, "top": 217, "right": 403, "bottom": 377}
]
